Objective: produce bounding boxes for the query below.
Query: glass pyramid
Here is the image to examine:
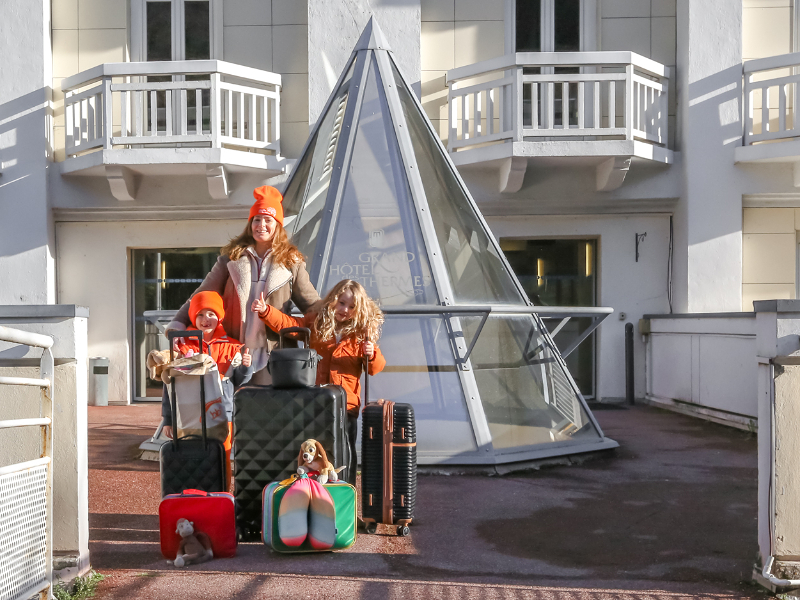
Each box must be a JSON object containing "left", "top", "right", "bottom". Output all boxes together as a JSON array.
[{"left": 282, "top": 18, "right": 616, "bottom": 465}]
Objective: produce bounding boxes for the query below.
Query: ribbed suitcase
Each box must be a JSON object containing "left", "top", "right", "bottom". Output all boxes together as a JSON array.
[
  {"left": 361, "top": 399, "right": 417, "bottom": 536},
  {"left": 159, "top": 489, "right": 237, "bottom": 560},
  {"left": 262, "top": 479, "right": 357, "bottom": 553},
  {"left": 160, "top": 330, "right": 227, "bottom": 498},
  {"left": 232, "top": 384, "right": 349, "bottom": 540}
]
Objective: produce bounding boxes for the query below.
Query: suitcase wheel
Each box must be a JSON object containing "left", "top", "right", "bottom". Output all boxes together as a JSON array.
[
  {"left": 365, "top": 522, "right": 378, "bottom": 535},
  {"left": 397, "top": 525, "right": 410, "bottom": 537}
]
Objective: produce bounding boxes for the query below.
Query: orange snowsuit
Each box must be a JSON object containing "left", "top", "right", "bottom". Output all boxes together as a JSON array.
[{"left": 258, "top": 306, "right": 386, "bottom": 413}]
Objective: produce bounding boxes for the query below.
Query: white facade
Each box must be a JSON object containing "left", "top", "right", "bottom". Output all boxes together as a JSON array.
[{"left": 1, "top": 0, "right": 799, "bottom": 420}]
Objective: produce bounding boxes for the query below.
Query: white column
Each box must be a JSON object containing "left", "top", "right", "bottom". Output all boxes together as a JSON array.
[
  {"left": 307, "top": 0, "right": 422, "bottom": 126},
  {"left": 0, "top": 0, "right": 55, "bottom": 304},
  {"left": 674, "top": 0, "right": 743, "bottom": 312}
]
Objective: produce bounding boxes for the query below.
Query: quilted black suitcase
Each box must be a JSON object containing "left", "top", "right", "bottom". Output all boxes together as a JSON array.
[
  {"left": 360, "top": 356, "right": 417, "bottom": 537},
  {"left": 160, "top": 330, "right": 227, "bottom": 498},
  {"left": 232, "top": 384, "right": 349, "bottom": 540}
]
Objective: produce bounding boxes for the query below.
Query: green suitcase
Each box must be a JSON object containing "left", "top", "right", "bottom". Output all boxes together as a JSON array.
[{"left": 262, "top": 479, "right": 357, "bottom": 552}]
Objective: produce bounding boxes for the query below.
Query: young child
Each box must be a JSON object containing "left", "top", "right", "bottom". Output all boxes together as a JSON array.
[
  {"left": 161, "top": 291, "right": 254, "bottom": 485},
  {"left": 252, "top": 279, "right": 386, "bottom": 486}
]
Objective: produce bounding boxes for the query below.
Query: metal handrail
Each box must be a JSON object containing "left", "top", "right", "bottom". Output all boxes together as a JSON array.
[{"left": 0, "top": 325, "right": 54, "bottom": 600}]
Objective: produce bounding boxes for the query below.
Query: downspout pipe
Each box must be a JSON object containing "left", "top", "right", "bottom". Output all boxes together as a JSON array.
[{"left": 761, "top": 556, "right": 800, "bottom": 589}]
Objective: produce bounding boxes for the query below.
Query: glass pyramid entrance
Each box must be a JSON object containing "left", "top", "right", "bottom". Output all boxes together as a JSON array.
[{"left": 282, "top": 19, "right": 617, "bottom": 465}]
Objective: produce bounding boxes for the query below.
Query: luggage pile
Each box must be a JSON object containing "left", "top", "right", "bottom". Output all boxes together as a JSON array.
[{"left": 156, "top": 327, "right": 416, "bottom": 560}]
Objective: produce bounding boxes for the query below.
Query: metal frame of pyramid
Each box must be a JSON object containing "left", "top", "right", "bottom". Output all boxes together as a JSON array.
[{"left": 281, "top": 18, "right": 618, "bottom": 466}]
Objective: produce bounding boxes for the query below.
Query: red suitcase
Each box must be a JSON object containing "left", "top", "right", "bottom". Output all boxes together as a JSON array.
[{"left": 159, "top": 489, "right": 237, "bottom": 560}]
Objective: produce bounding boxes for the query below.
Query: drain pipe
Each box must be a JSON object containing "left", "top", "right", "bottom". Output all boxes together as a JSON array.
[{"left": 761, "top": 556, "right": 800, "bottom": 589}]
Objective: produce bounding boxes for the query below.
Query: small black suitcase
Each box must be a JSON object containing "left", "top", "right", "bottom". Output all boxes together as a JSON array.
[
  {"left": 233, "top": 383, "right": 349, "bottom": 540},
  {"left": 160, "top": 330, "right": 227, "bottom": 498},
  {"left": 360, "top": 355, "right": 417, "bottom": 537}
]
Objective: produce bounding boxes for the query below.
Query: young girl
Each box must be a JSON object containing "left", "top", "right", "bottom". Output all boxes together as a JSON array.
[{"left": 252, "top": 279, "right": 386, "bottom": 486}]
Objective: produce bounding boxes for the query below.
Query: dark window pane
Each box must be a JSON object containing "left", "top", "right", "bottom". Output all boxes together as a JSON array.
[
  {"left": 554, "top": 0, "right": 581, "bottom": 52},
  {"left": 147, "top": 1, "right": 172, "bottom": 61},
  {"left": 516, "top": 0, "right": 541, "bottom": 52},
  {"left": 185, "top": 1, "right": 210, "bottom": 60},
  {"left": 132, "top": 247, "right": 219, "bottom": 399}
]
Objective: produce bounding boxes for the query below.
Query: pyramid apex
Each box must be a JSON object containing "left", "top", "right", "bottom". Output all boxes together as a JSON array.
[{"left": 353, "top": 16, "right": 392, "bottom": 52}]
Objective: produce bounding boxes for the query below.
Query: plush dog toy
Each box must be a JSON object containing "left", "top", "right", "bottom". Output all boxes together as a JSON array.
[
  {"left": 167, "top": 518, "right": 214, "bottom": 567},
  {"left": 297, "top": 439, "right": 346, "bottom": 485}
]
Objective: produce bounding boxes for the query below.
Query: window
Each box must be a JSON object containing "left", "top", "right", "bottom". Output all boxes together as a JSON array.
[
  {"left": 513, "top": 0, "right": 592, "bottom": 128},
  {"left": 134, "top": 0, "right": 219, "bottom": 62},
  {"left": 500, "top": 238, "right": 598, "bottom": 398},
  {"left": 132, "top": 247, "right": 220, "bottom": 400}
]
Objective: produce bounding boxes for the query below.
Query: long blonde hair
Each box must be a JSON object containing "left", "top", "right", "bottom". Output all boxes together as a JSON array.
[
  {"left": 221, "top": 218, "right": 304, "bottom": 267},
  {"left": 314, "top": 280, "right": 384, "bottom": 343}
]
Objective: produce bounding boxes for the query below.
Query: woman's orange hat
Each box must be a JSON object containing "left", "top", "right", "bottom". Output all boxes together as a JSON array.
[
  {"left": 189, "top": 291, "right": 225, "bottom": 327},
  {"left": 250, "top": 186, "right": 284, "bottom": 226}
]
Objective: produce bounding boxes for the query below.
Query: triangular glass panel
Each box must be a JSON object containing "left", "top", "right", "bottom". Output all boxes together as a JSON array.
[
  {"left": 283, "top": 58, "right": 357, "bottom": 259},
  {"left": 321, "top": 56, "right": 438, "bottom": 305}
]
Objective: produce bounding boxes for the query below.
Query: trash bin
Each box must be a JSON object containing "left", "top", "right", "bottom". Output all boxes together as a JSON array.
[{"left": 89, "top": 357, "right": 109, "bottom": 406}]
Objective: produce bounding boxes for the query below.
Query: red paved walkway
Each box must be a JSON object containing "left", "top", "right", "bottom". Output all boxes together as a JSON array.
[{"left": 87, "top": 403, "right": 765, "bottom": 599}]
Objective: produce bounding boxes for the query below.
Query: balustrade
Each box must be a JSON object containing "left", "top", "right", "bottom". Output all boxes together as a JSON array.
[
  {"left": 61, "top": 60, "right": 281, "bottom": 158},
  {"left": 446, "top": 52, "right": 669, "bottom": 153}
]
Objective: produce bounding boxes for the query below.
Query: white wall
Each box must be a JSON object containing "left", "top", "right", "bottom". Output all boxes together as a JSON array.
[
  {"left": 486, "top": 213, "right": 671, "bottom": 400},
  {"left": 0, "top": 0, "right": 55, "bottom": 304},
  {"left": 56, "top": 219, "right": 244, "bottom": 405},
  {"left": 308, "top": 0, "right": 422, "bottom": 126}
]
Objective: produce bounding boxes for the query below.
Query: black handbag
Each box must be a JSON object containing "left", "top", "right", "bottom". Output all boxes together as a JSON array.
[
  {"left": 267, "top": 327, "right": 321, "bottom": 388},
  {"left": 159, "top": 330, "right": 227, "bottom": 497}
]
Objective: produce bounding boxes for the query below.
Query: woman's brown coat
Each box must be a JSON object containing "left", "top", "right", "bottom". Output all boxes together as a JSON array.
[{"left": 167, "top": 254, "right": 320, "bottom": 352}]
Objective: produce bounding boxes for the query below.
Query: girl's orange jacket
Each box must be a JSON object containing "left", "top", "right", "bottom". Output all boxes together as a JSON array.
[{"left": 258, "top": 306, "right": 386, "bottom": 413}]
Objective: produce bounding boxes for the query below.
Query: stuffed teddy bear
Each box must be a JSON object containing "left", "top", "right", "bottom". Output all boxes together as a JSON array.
[
  {"left": 296, "top": 438, "right": 346, "bottom": 485},
  {"left": 167, "top": 518, "right": 214, "bottom": 567}
]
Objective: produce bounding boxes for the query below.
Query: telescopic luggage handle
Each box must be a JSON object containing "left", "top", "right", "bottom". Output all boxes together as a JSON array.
[
  {"left": 278, "top": 327, "right": 312, "bottom": 349},
  {"left": 167, "top": 330, "right": 208, "bottom": 450}
]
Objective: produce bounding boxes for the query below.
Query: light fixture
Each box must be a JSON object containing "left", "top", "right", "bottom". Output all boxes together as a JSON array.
[{"left": 585, "top": 242, "right": 593, "bottom": 277}]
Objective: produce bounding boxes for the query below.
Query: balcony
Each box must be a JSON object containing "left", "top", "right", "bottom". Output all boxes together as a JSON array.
[
  {"left": 445, "top": 52, "right": 672, "bottom": 193},
  {"left": 60, "top": 61, "right": 286, "bottom": 201},
  {"left": 736, "top": 52, "right": 800, "bottom": 181}
]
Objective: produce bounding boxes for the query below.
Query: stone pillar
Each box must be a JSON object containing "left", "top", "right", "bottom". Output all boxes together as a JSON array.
[
  {"left": 307, "top": 0, "right": 421, "bottom": 126},
  {"left": 0, "top": 0, "right": 55, "bottom": 304},
  {"left": 0, "top": 306, "right": 90, "bottom": 582},
  {"left": 754, "top": 300, "right": 800, "bottom": 590},
  {"left": 674, "top": 0, "right": 743, "bottom": 312}
]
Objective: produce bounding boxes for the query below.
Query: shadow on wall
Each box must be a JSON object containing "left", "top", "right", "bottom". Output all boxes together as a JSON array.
[{"left": 0, "top": 86, "right": 53, "bottom": 257}]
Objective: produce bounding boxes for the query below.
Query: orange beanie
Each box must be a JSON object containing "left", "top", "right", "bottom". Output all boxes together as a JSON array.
[
  {"left": 189, "top": 291, "right": 225, "bottom": 327},
  {"left": 250, "top": 186, "right": 284, "bottom": 226}
]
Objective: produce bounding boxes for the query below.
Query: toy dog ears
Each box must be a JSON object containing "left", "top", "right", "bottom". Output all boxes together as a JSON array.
[{"left": 315, "top": 440, "right": 328, "bottom": 465}]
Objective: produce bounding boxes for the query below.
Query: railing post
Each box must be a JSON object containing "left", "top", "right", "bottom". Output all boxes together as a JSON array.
[
  {"left": 102, "top": 76, "right": 113, "bottom": 150},
  {"left": 273, "top": 84, "right": 281, "bottom": 153},
  {"left": 41, "top": 347, "right": 54, "bottom": 600},
  {"left": 625, "top": 63, "right": 634, "bottom": 140},
  {"left": 210, "top": 72, "right": 221, "bottom": 148},
  {"left": 448, "top": 81, "right": 457, "bottom": 152},
  {"left": 514, "top": 64, "right": 523, "bottom": 142},
  {"left": 743, "top": 73, "right": 751, "bottom": 146}
]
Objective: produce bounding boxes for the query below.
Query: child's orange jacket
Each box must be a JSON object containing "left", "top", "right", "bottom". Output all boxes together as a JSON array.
[
  {"left": 258, "top": 306, "right": 386, "bottom": 413},
  {"left": 176, "top": 324, "right": 244, "bottom": 379}
]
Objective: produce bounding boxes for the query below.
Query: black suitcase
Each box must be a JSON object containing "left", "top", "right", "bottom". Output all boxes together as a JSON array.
[
  {"left": 160, "top": 330, "right": 227, "bottom": 498},
  {"left": 360, "top": 355, "right": 417, "bottom": 537},
  {"left": 232, "top": 384, "right": 349, "bottom": 539}
]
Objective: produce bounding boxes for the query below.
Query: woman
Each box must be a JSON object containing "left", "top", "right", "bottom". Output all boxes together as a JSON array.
[{"left": 166, "top": 185, "right": 320, "bottom": 384}]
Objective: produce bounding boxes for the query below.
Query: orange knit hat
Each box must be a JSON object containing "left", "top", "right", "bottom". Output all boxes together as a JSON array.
[
  {"left": 189, "top": 291, "right": 225, "bottom": 327},
  {"left": 250, "top": 186, "right": 284, "bottom": 225}
]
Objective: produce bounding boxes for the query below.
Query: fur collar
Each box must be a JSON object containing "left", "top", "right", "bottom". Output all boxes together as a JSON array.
[{"left": 227, "top": 255, "right": 293, "bottom": 322}]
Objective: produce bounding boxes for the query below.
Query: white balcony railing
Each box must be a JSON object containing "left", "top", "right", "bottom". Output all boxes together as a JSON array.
[
  {"left": 61, "top": 61, "right": 282, "bottom": 158},
  {"left": 743, "top": 52, "right": 800, "bottom": 146},
  {"left": 446, "top": 52, "right": 669, "bottom": 153}
]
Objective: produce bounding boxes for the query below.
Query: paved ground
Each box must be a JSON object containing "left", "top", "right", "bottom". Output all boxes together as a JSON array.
[{"left": 87, "top": 403, "right": 768, "bottom": 599}]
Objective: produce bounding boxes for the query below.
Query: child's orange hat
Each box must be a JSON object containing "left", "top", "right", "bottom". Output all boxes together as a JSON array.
[
  {"left": 189, "top": 291, "right": 225, "bottom": 327},
  {"left": 250, "top": 186, "right": 284, "bottom": 225}
]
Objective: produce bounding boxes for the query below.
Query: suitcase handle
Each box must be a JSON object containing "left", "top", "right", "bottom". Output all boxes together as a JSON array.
[
  {"left": 180, "top": 489, "right": 209, "bottom": 497},
  {"left": 364, "top": 341, "right": 370, "bottom": 405},
  {"left": 167, "top": 330, "right": 209, "bottom": 451},
  {"left": 278, "top": 327, "right": 311, "bottom": 349}
]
